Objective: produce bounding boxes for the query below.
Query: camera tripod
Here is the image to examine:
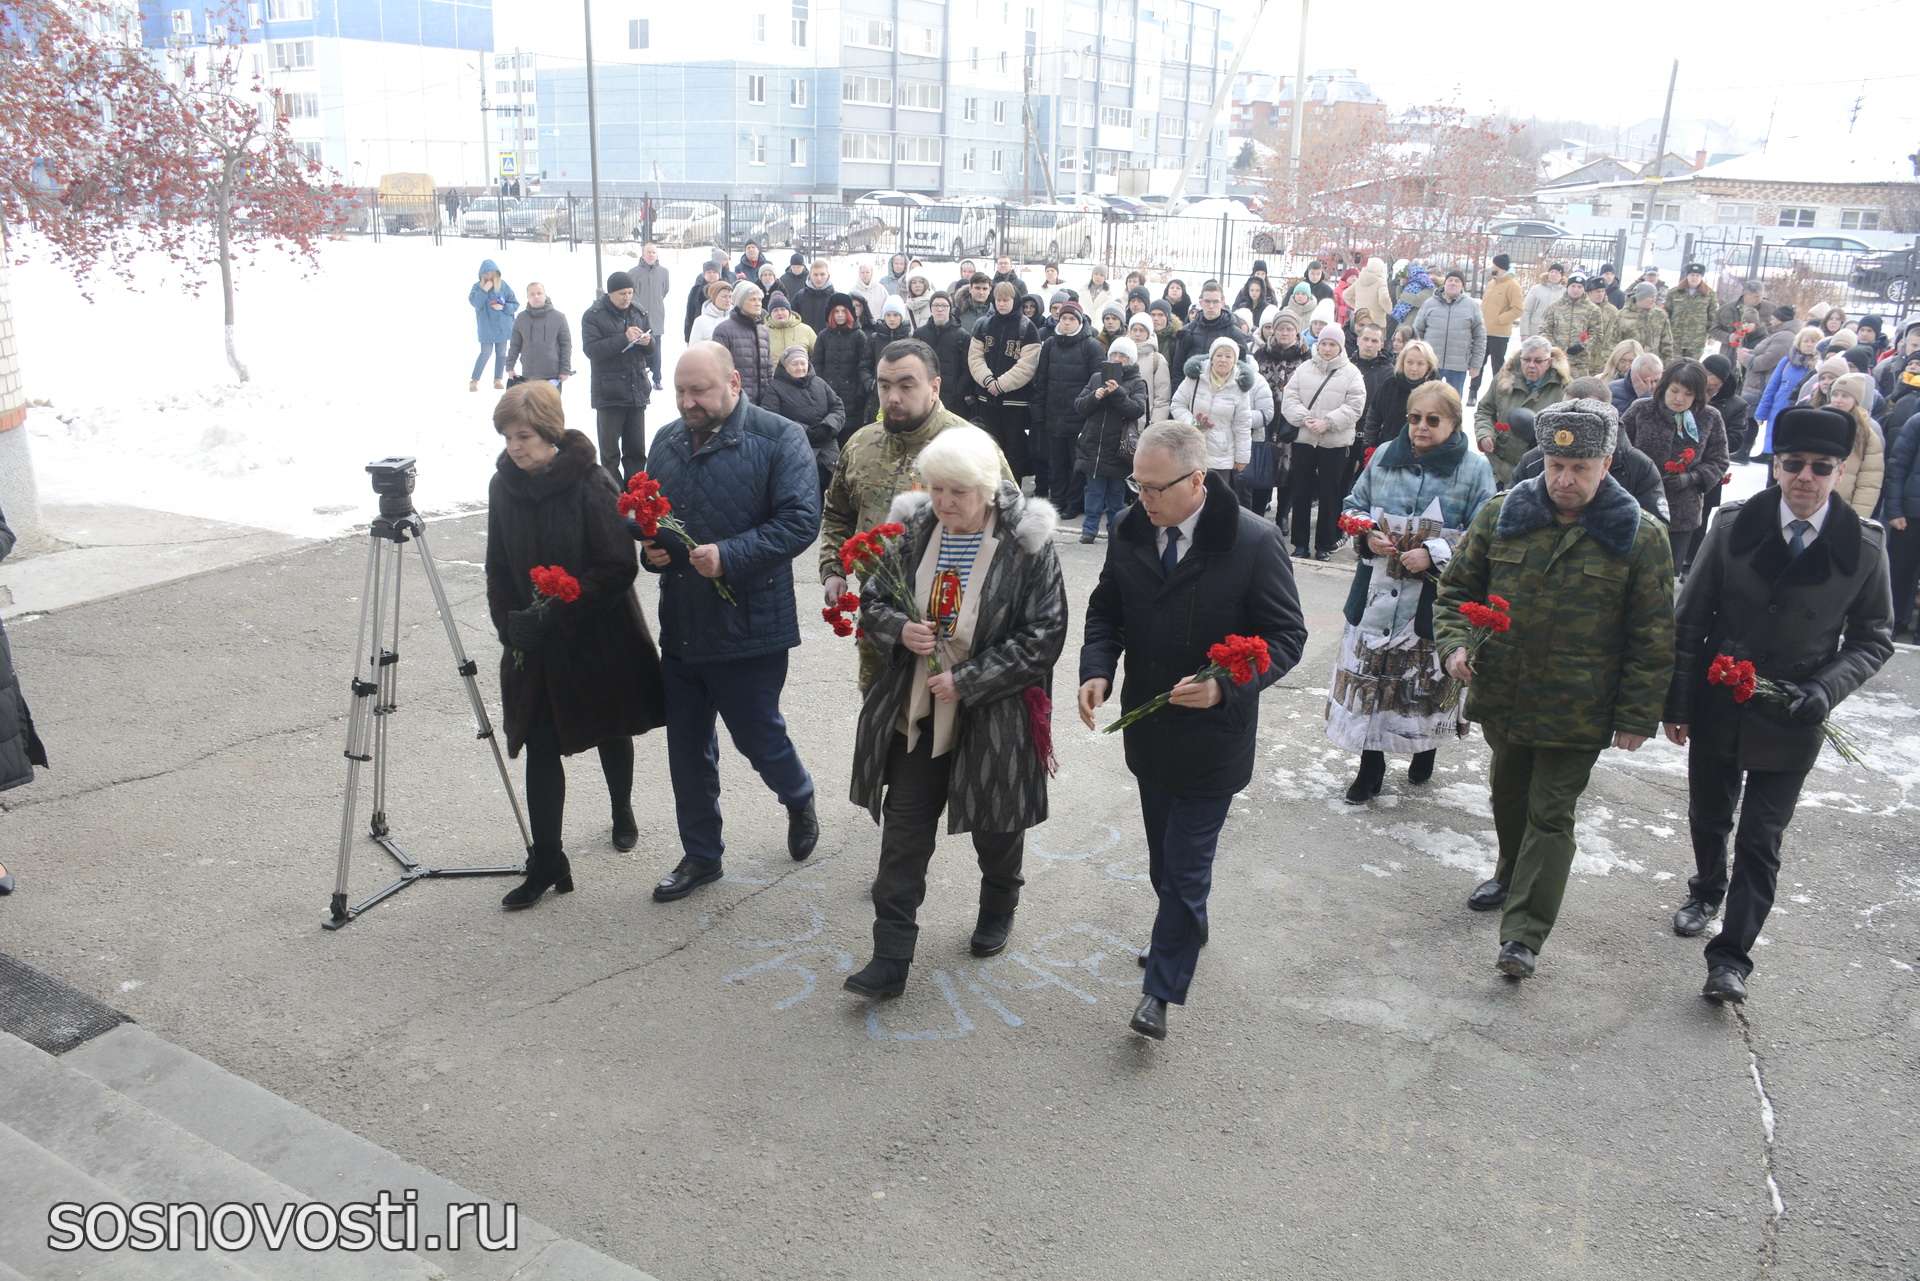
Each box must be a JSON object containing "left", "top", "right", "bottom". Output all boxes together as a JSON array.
[{"left": 326, "top": 479, "right": 531, "bottom": 930}]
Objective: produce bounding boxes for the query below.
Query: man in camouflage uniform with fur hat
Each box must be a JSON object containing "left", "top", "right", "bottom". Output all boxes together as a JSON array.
[
  {"left": 1540, "top": 273, "right": 1606, "bottom": 378},
  {"left": 1437, "top": 398, "right": 1675, "bottom": 979},
  {"left": 1666, "top": 262, "right": 1716, "bottom": 362}
]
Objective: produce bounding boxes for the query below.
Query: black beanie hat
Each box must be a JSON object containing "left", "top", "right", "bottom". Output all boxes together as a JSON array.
[
  {"left": 1492, "top": 253, "right": 1511, "bottom": 270},
  {"left": 606, "top": 270, "right": 635, "bottom": 293}
]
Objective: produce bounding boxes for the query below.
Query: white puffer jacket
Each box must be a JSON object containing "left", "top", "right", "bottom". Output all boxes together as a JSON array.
[
  {"left": 1171, "top": 353, "right": 1257, "bottom": 469},
  {"left": 1281, "top": 346, "right": 1368, "bottom": 450}
]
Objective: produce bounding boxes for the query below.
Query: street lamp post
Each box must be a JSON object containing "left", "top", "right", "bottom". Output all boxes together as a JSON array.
[{"left": 583, "top": 0, "right": 605, "bottom": 294}]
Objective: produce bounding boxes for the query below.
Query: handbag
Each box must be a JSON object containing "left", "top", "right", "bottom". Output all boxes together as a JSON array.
[{"left": 1243, "top": 439, "right": 1280, "bottom": 490}]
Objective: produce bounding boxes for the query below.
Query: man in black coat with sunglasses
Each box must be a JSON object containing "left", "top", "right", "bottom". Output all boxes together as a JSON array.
[{"left": 1662, "top": 406, "right": 1893, "bottom": 1005}]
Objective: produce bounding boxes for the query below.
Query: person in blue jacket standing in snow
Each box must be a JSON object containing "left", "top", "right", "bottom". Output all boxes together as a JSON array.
[{"left": 470, "top": 259, "right": 519, "bottom": 391}]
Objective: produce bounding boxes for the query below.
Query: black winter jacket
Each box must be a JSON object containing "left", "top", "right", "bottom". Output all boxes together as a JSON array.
[
  {"left": 813, "top": 312, "right": 872, "bottom": 445},
  {"left": 1030, "top": 327, "right": 1105, "bottom": 437},
  {"left": 711, "top": 306, "right": 773, "bottom": 404},
  {"left": 1668, "top": 493, "right": 1893, "bottom": 772},
  {"left": 685, "top": 274, "right": 723, "bottom": 341},
  {"left": 580, "top": 296, "right": 653, "bottom": 410},
  {"left": 1175, "top": 308, "right": 1252, "bottom": 372},
  {"left": 914, "top": 318, "right": 973, "bottom": 412},
  {"left": 761, "top": 366, "right": 847, "bottom": 476},
  {"left": 1362, "top": 370, "right": 1437, "bottom": 448},
  {"left": 0, "top": 506, "right": 48, "bottom": 790},
  {"left": 1073, "top": 365, "right": 1147, "bottom": 478},
  {"left": 795, "top": 281, "right": 837, "bottom": 333},
  {"left": 484, "top": 431, "right": 666, "bottom": 756},
  {"left": 1080, "top": 474, "right": 1309, "bottom": 796}
]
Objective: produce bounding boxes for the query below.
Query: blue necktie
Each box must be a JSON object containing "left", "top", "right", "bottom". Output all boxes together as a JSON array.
[
  {"left": 1786, "top": 519, "right": 1811, "bottom": 560},
  {"left": 1161, "top": 526, "right": 1182, "bottom": 577}
]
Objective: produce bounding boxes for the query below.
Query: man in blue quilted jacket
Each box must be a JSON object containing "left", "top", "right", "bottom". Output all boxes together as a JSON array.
[{"left": 640, "top": 342, "right": 823, "bottom": 902}]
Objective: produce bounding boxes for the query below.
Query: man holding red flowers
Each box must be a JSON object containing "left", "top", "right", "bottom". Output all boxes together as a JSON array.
[
  {"left": 1661, "top": 405, "right": 1893, "bottom": 1004},
  {"left": 1436, "top": 398, "right": 1675, "bottom": 980},
  {"left": 1079, "top": 421, "right": 1308, "bottom": 1041}
]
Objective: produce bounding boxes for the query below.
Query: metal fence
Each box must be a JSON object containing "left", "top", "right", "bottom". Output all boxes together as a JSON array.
[{"left": 1687, "top": 232, "right": 1918, "bottom": 328}]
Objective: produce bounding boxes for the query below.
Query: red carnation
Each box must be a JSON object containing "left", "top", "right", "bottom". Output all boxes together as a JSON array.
[
  {"left": 1104, "top": 634, "right": 1271, "bottom": 733},
  {"left": 1486, "top": 594, "right": 1510, "bottom": 612},
  {"left": 835, "top": 521, "right": 945, "bottom": 672},
  {"left": 1704, "top": 651, "right": 1861, "bottom": 760},
  {"left": 620, "top": 472, "right": 735, "bottom": 604},
  {"left": 1362, "top": 446, "right": 1377, "bottom": 465},
  {"left": 514, "top": 565, "right": 582, "bottom": 668},
  {"left": 1494, "top": 421, "right": 1511, "bottom": 433}
]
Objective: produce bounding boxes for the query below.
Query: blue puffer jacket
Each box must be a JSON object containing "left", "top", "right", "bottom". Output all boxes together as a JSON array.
[
  {"left": 1755, "top": 354, "right": 1814, "bottom": 449},
  {"left": 469, "top": 259, "right": 518, "bottom": 343},
  {"left": 641, "top": 396, "right": 821, "bottom": 662}
]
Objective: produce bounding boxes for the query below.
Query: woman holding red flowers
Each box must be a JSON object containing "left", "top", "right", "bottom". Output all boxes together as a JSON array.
[
  {"left": 1621, "top": 358, "right": 1728, "bottom": 576},
  {"left": 485, "top": 382, "right": 665, "bottom": 910},
  {"left": 1330, "top": 379, "right": 1495, "bottom": 803},
  {"left": 842, "top": 425, "right": 1068, "bottom": 1000}
]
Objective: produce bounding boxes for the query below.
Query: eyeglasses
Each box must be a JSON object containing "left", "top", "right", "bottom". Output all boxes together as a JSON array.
[
  {"left": 1126, "top": 470, "right": 1199, "bottom": 497},
  {"left": 1405, "top": 412, "right": 1450, "bottom": 428},
  {"left": 1778, "top": 458, "right": 1836, "bottom": 476}
]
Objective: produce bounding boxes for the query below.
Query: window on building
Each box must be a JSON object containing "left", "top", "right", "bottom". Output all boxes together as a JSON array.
[
  {"left": 272, "top": 89, "right": 319, "bottom": 120},
  {"left": 1631, "top": 200, "right": 1680, "bottom": 221},
  {"left": 748, "top": 134, "right": 767, "bottom": 165},
  {"left": 992, "top": 100, "right": 1006, "bottom": 126},
  {"left": 960, "top": 147, "right": 975, "bottom": 173},
  {"left": 841, "top": 74, "right": 892, "bottom": 106},
  {"left": 841, "top": 132, "right": 890, "bottom": 162},
  {"left": 747, "top": 74, "right": 766, "bottom": 104},
  {"left": 1101, "top": 105, "right": 1132, "bottom": 128},
  {"left": 269, "top": 39, "right": 313, "bottom": 69},
  {"left": 897, "top": 80, "right": 942, "bottom": 111},
  {"left": 1024, "top": 5, "right": 1036, "bottom": 28},
  {"left": 790, "top": 137, "right": 808, "bottom": 167},
  {"left": 792, "top": 0, "right": 808, "bottom": 46},
  {"left": 962, "top": 97, "right": 977, "bottom": 123},
  {"left": 169, "top": 8, "right": 192, "bottom": 37},
  {"left": 970, "top": 46, "right": 979, "bottom": 71},
  {"left": 844, "top": 18, "right": 892, "bottom": 48},
  {"left": 1777, "top": 206, "right": 1815, "bottom": 228},
  {"left": 1716, "top": 202, "right": 1758, "bottom": 225},
  {"left": 1840, "top": 209, "right": 1880, "bottom": 231},
  {"left": 265, "top": 0, "right": 311, "bottom": 18},
  {"left": 897, "top": 136, "right": 942, "bottom": 165},
  {"left": 628, "top": 18, "right": 648, "bottom": 49},
  {"left": 754, "top": 13, "right": 767, "bottom": 41},
  {"left": 790, "top": 78, "right": 807, "bottom": 107},
  {"left": 990, "top": 148, "right": 1004, "bottom": 173}
]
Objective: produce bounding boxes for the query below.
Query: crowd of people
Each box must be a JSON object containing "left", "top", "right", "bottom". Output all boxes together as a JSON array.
[{"left": 467, "top": 240, "right": 1908, "bottom": 1037}]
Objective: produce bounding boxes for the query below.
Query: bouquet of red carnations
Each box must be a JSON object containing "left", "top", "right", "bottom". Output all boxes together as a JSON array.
[
  {"left": 1706, "top": 654, "right": 1863, "bottom": 763},
  {"left": 618, "top": 471, "right": 737, "bottom": 605},
  {"left": 1337, "top": 511, "right": 1375, "bottom": 538},
  {"left": 1663, "top": 447, "right": 1697, "bottom": 476},
  {"left": 514, "top": 565, "right": 580, "bottom": 669},
  {"left": 1102, "top": 634, "right": 1271, "bottom": 734},
  {"left": 821, "top": 590, "right": 863, "bottom": 639},
  {"left": 839, "top": 522, "right": 942, "bottom": 672},
  {"left": 1441, "top": 593, "right": 1511, "bottom": 708}
]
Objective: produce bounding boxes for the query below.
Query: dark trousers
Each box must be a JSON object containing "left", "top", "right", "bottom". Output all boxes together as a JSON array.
[
  {"left": 1137, "top": 781, "right": 1232, "bottom": 1005},
  {"left": 1484, "top": 726, "right": 1600, "bottom": 952},
  {"left": 522, "top": 718, "right": 634, "bottom": 849},
  {"left": 595, "top": 405, "right": 646, "bottom": 488},
  {"left": 1287, "top": 443, "right": 1348, "bottom": 554},
  {"left": 1687, "top": 743, "right": 1807, "bottom": 978},
  {"left": 983, "top": 400, "right": 1032, "bottom": 481},
  {"left": 662, "top": 652, "right": 814, "bottom": 866},
  {"left": 1670, "top": 525, "right": 1697, "bottom": 577},
  {"left": 1046, "top": 432, "right": 1084, "bottom": 515},
  {"left": 645, "top": 337, "right": 662, "bottom": 388},
  {"left": 1886, "top": 519, "right": 1920, "bottom": 637},
  {"left": 871, "top": 730, "right": 1025, "bottom": 959},
  {"left": 1470, "top": 335, "right": 1510, "bottom": 401}
]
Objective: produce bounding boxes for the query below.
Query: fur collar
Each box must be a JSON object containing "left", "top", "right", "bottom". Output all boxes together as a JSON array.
[
  {"left": 1724, "top": 489, "right": 1862, "bottom": 582},
  {"left": 1376, "top": 422, "right": 1469, "bottom": 475},
  {"left": 495, "top": 429, "right": 601, "bottom": 500},
  {"left": 888, "top": 482, "right": 1058, "bottom": 554},
  {"left": 1496, "top": 473, "right": 1643, "bottom": 556},
  {"left": 1494, "top": 348, "right": 1570, "bottom": 396},
  {"left": 1181, "top": 353, "right": 1257, "bottom": 391}
]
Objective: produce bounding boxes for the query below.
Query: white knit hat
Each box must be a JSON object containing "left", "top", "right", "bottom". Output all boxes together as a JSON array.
[{"left": 1108, "top": 336, "right": 1138, "bottom": 362}]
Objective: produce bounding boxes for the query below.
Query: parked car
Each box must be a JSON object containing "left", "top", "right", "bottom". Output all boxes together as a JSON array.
[
  {"left": 999, "top": 204, "right": 1096, "bottom": 262},
  {"left": 854, "top": 189, "right": 935, "bottom": 210},
  {"left": 793, "top": 204, "right": 892, "bottom": 256},
  {"left": 650, "top": 200, "right": 724, "bottom": 247},
  {"left": 730, "top": 203, "right": 798, "bottom": 252},
  {"left": 460, "top": 196, "right": 517, "bottom": 237},
  {"left": 905, "top": 203, "right": 997, "bottom": 261},
  {"left": 1851, "top": 246, "right": 1918, "bottom": 305},
  {"left": 1718, "top": 236, "right": 1872, "bottom": 286},
  {"left": 506, "top": 196, "right": 569, "bottom": 241},
  {"left": 1486, "top": 219, "right": 1570, "bottom": 259}
]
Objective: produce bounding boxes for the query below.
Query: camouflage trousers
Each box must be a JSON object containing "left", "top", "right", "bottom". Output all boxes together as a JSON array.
[
  {"left": 1483, "top": 726, "right": 1601, "bottom": 953},
  {"left": 858, "top": 636, "right": 883, "bottom": 694}
]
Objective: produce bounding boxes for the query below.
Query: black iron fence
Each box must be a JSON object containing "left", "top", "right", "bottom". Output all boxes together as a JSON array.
[{"left": 1688, "top": 232, "right": 1918, "bottom": 327}]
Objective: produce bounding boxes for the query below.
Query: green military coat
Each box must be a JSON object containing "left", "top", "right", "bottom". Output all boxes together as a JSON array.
[
  {"left": 1613, "top": 305, "right": 1674, "bottom": 362},
  {"left": 1666, "top": 284, "right": 1716, "bottom": 362},
  {"left": 1436, "top": 475, "right": 1676, "bottom": 750}
]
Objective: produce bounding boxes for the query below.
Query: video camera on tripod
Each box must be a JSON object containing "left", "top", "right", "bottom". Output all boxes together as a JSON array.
[{"left": 326, "top": 459, "right": 531, "bottom": 930}]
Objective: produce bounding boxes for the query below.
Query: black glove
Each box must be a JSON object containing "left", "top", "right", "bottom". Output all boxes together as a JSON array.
[
  {"left": 1567, "top": 343, "right": 1586, "bottom": 356},
  {"left": 1785, "top": 680, "right": 1830, "bottom": 726},
  {"left": 507, "top": 606, "right": 555, "bottom": 652}
]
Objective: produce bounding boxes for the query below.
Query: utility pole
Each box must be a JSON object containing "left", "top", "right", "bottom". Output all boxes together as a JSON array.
[
  {"left": 1022, "top": 53, "right": 1033, "bottom": 203},
  {"left": 583, "top": 0, "right": 605, "bottom": 293},
  {"left": 1167, "top": 0, "right": 1270, "bottom": 206},
  {"left": 512, "top": 46, "right": 524, "bottom": 185},
  {"left": 1634, "top": 58, "right": 1677, "bottom": 275},
  {"left": 1288, "top": 0, "right": 1307, "bottom": 212},
  {"left": 478, "top": 59, "right": 500, "bottom": 240}
]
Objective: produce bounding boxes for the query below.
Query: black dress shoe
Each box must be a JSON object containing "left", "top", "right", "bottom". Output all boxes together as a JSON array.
[
  {"left": 611, "top": 806, "right": 639, "bottom": 852},
  {"left": 844, "top": 956, "right": 910, "bottom": 998},
  {"left": 652, "top": 857, "right": 722, "bottom": 902},
  {"left": 1129, "top": 994, "right": 1168, "bottom": 1040},
  {"left": 1408, "top": 749, "right": 1436, "bottom": 785},
  {"left": 1703, "top": 967, "right": 1747, "bottom": 1004},
  {"left": 1313, "top": 550, "right": 1333, "bottom": 561},
  {"left": 1495, "top": 940, "right": 1536, "bottom": 978},
  {"left": 1672, "top": 899, "right": 1719, "bottom": 937},
  {"left": 969, "top": 908, "right": 1015, "bottom": 957},
  {"left": 1467, "top": 878, "right": 1507, "bottom": 911},
  {"left": 787, "top": 796, "right": 819, "bottom": 861},
  {"left": 1292, "top": 546, "right": 1310, "bottom": 560}
]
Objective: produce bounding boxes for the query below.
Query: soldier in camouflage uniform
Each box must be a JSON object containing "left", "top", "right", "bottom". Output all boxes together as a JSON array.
[
  {"left": 1665, "top": 263, "right": 1716, "bottom": 362},
  {"left": 1711, "top": 280, "right": 1765, "bottom": 357},
  {"left": 1437, "top": 398, "right": 1675, "bottom": 978},
  {"left": 819, "top": 337, "right": 1010, "bottom": 691},
  {"left": 1614, "top": 282, "right": 1675, "bottom": 362},
  {"left": 1587, "top": 290, "right": 1619, "bottom": 375},
  {"left": 1540, "top": 273, "right": 1606, "bottom": 378}
]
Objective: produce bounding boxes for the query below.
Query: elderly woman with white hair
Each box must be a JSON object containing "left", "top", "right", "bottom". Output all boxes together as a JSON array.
[{"left": 844, "top": 425, "right": 1069, "bottom": 1000}]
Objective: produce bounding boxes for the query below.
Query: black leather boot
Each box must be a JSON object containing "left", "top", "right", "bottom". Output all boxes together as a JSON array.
[
  {"left": 611, "top": 805, "right": 639, "bottom": 852},
  {"left": 843, "top": 956, "right": 910, "bottom": 998},
  {"left": 502, "top": 843, "right": 574, "bottom": 910},
  {"left": 1408, "top": 749, "right": 1436, "bottom": 785},
  {"left": 970, "top": 908, "right": 1015, "bottom": 958},
  {"left": 1345, "top": 751, "right": 1386, "bottom": 804}
]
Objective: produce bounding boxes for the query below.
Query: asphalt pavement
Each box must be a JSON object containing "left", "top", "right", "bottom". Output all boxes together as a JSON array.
[{"left": 1, "top": 511, "right": 1914, "bottom": 1280}]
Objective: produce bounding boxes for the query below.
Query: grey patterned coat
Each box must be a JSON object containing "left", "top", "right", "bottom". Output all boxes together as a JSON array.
[{"left": 851, "top": 483, "right": 1068, "bottom": 834}]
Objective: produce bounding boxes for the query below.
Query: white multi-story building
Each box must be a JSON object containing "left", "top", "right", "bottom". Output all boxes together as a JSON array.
[{"left": 493, "top": 50, "right": 538, "bottom": 185}]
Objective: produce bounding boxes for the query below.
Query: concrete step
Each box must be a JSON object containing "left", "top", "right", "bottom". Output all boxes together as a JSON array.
[
  {"left": 64, "top": 1025, "right": 656, "bottom": 1281},
  {"left": 0, "top": 1118, "right": 264, "bottom": 1281},
  {"left": 0, "top": 1032, "right": 439, "bottom": 1281}
]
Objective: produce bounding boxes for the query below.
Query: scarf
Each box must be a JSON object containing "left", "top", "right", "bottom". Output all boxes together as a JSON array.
[{"left": 1674, "top": 408, "right": 1699, "bottom": 443}]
